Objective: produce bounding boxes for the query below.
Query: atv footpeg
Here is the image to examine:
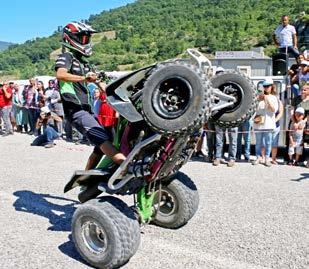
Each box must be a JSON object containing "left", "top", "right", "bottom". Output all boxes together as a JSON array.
[{"left": 127, "top": 157, "right": 151, "bottom": 178}]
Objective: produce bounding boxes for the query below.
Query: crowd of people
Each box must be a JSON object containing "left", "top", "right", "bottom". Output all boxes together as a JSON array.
[
  {"left": 0, "top": 77, "right": 117, "bottom": 148},
  {"left": 192, "top": 14, "right": 309, "bottom": 168},
  {"left": 194, "top": 81, "right": 309, "bottom": 168}
]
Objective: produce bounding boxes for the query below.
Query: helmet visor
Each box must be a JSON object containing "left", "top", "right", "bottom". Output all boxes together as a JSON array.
[{"left": 78, "top": 34, "right": 91, "bottom": 45}]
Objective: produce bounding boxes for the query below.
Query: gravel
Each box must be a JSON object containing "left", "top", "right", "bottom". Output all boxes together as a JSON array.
[{"left": 0, "top": 133, "right": 308, "bottom": 269}]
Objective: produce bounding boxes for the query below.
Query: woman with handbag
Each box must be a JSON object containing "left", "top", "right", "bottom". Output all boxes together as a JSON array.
[{"left": 252, "top": 78, "right": 279, "bottom": 167}]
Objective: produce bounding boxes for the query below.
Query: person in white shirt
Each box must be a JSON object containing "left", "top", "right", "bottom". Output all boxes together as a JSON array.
[
  {"left": 273, "top": 15, "right": 299, "bottom": 59},
  {"left": 252, "top": 78, "right": 279, "bottom": 167}
]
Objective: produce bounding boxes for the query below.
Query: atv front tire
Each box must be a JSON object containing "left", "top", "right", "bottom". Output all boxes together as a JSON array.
[
  {"left": 72, "top": 196, "right": 140, "bottom": 269},
  {"left": 142, "top": 62, "right": 211, "bottom": 136},
  {"left": 152, "top": 172, "right": 199, "bottom": 229},
  {"left": 210, "top": 71, "right": 257, "bottom": 128}
]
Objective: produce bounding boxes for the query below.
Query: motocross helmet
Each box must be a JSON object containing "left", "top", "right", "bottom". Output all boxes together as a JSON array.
[{"left": 62, "top": 21, "right": 97, "bottom": 57}]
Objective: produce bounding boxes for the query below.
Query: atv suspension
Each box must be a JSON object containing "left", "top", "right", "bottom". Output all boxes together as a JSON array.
[{"left": 136, "top": 182, "right": 162, "bottom": 224}]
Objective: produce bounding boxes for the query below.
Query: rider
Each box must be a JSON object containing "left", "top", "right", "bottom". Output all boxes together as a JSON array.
[{"left": 55, "top": 21, "right": 126, "bottom": 169}]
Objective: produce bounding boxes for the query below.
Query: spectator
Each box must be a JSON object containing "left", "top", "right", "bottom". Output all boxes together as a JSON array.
[
  {"left": 236, "top": 118, "right": 252, "bottom": 162},
  {"left": 252, "top": 78, "right": 278, "bottom": 167},
  {"left": 44, "top": 79, "right": 64, "bottom": 134},
  {"left": 8, "top": 82, "right": 16, "bottom": 130},
  {"left": 273, "top": 15, "right": 299, "bottom": 59},
  {"left": 213, "top": 125, "right": 238, "bottom": 167},
  {"left": 205, "top": 121, "right": 216, "bottom": 162},
  {"left": 23, "top": 78, "right": 39, "bottom": 135},
  {"left": 37, "top": 81, "right": 45, "bottom": 108},
  {"left": 304, "top": 116, "right": 309, "bottom": 168},
  {"left": 270, "top": 86, "right": 284, "bottom": 164},
  {"left": 0, "top": 81, "right": 14, "bottom": 136},
  {"left": 31, "top": 107, "right": 62, "bottom": 148},
  {"left": 298, "top": 60, "right": 309, "bottom": 87},
  {"left": 291, "top": 84, "right": 309, "bottom": 115},
  {"left": 12, "top": 84, "right": 29, "bottom": 133},
  {"left": 289, "top": 54, "right": 304, "bottom": 96},
  {"left": 95, "top": 88, "right": 117, "bottom": 134},
  {"left": 287, "top": 107, "right": 306, "bottom": 166},
  {"left": 93, "top": 88, "right": 102, "bottom": 119}
]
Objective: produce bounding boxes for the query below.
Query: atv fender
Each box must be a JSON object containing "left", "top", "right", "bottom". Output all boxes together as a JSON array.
[
  {"left": 64, "top": 169, "right": 111, "bottom": 193},
  {"left": 106, "top": 65, "right": 155, "bottom": 123}
]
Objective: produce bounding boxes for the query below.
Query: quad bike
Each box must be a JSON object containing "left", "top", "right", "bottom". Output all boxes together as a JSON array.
[{"left": 64, "top": 49, "right": 257, "bottom": 269}]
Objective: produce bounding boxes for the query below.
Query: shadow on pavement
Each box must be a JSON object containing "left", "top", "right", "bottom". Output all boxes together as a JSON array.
[
  {"left": 13, "top": 190, "right": 89, "bottom": 266},
  {"left": 291, "top": 173, "right": 309, "bottom": 182},
  {"left": 58, "top": 234, "right": 91, "bottom": 267},
  {"left": 13, "top": 190, "right": 77, "bottom": 231},
  {"left": 12, "top": 190, "right": 90, "bottom": 266}
]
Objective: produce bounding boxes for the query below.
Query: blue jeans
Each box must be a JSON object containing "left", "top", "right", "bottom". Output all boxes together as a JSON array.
[
  {"left": 31, "top": 126, "right": 59, "bottom": 146},
  {"left": 237, "top": 120, "right": 252, "bottom": 159},
  {"left": 206, "top": 121, "right": 216, "bottom": 159},
  {"left": 28, "top": 108, "right": 40, "bottom": 133},
  {"left": 215, "top": 126, "right": 238, "bottom": 160},
  {"left": 291, "top": 84, "right": 300, "bottom": 96},
  {"left": 255, "top": 130, "right": 273, "bottom": 158}
]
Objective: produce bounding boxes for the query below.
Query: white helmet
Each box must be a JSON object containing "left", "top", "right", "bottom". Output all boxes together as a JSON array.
[{"left": 62, "top": 21, "right": 97, "bottom": 57}]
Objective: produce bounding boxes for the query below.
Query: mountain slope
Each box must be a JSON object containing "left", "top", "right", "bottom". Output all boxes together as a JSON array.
[
  {"left": 0, "top": 41, "right": 14, "bottom": 51},
  {"left": 0, "top": 0, "right": 307, "bottom": 79}
]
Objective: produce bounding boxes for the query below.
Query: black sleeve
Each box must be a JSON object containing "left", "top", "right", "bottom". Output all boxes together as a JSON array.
[
  {"left": 291, "top": 96, "right": 300, "bottom": 107},
  {"left": 55, "top": 52, "right": 73, "bottom": 71}
]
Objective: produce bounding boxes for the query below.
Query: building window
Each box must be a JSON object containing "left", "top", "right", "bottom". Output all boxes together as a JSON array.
[{"left": 237, "top": 66, "right": 251, "bottom": 76}]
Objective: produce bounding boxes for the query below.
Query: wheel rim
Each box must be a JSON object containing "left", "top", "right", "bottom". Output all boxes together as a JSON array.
[
  {"left": 218, "top": 82, "right": 244, "bottom": 112},
  {"left": 155, "top": 189, "right": 178, "bottom": 216},
  {"left": 152, "top": 76, "right": 193, "bottom": 119},
  {"left": 81, "top": 220, "right": 108, "bottom": 255}
]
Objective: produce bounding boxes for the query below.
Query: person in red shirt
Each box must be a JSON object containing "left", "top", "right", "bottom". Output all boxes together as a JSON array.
[{"left": 0, "top": 81, "right": 13, "bottom": 136}]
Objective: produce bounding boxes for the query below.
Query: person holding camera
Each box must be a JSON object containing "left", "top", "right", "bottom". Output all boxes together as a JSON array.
[
  {"left": 252, "top": 79, "right": 278, "bottom": 167},
  {"left": 31, "top": 107, "right": 62, "bottom": 148},
  {"left": 55, "top": 21, "right": 126, "bottom": 170}
]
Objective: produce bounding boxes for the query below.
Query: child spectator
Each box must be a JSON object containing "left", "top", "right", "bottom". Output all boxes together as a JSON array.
[{"left": 288, "top": 107, "right": 306, "bottom": 165}]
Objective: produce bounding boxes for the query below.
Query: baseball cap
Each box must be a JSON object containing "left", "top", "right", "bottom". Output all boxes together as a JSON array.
[
  {"left": 262, "top": 78, "right": 274, "bottom": 86},
  {"left": 295, "top": 107, "right": 305, "bottom": 114},
  {"left": 40, "top": 106, "right": 51, "bottom": 114}
]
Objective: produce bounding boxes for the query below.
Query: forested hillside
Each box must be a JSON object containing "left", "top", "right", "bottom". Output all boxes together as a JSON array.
[{"left": 0, "top": 0, "right": 308, "bottom": 79}]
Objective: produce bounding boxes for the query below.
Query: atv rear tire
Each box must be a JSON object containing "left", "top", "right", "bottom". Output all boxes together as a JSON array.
[
  {"left": 142, "top": 62, "right": 211, "bottom": 136},
  {"left": 72, "top": 196, "right": 140, "bottom": 269},
  {"left": 152, "top": 172, "right": 199, "bottom": 229},
  {"left": 210, "top": 71, "right": 257, "bottom": 128}
]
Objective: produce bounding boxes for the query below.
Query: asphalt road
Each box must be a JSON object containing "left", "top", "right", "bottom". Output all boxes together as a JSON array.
[{"left": 0, "top": 133, "right": 308, "bottom": 269}]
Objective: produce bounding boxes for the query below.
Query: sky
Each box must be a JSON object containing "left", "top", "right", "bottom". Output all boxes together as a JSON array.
[{"left": 0, "top": 0, "right": 135, "bottom": 44}]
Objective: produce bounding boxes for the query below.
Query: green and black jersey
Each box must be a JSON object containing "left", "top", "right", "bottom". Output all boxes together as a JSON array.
[{"left": 55, "top": 52, "right": 95, "bottom": 114}]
